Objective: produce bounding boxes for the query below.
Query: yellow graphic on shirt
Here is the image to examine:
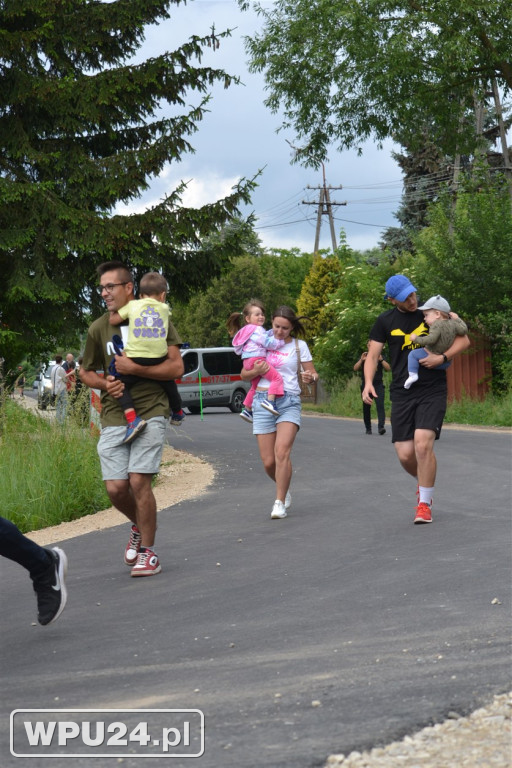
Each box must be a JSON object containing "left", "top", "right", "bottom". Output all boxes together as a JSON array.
[{"left": 391, "top": 322, "right": 428, "bottom": 350}]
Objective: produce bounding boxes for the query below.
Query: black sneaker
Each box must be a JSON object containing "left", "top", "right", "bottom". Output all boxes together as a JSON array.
[
  {"left": 32, "top": 547, "right": 68, "bottom": 626},
  {"left": 378, "top": 427, "right": 386, "bottom": 435}
]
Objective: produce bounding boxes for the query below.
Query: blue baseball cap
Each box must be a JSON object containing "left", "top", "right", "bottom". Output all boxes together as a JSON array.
[{"left": 385, "top": 275, "right": 417, "bottom": 302}]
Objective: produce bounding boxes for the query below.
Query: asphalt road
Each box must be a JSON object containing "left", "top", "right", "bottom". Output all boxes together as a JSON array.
[{"left": 2, "top": 409, "right": 511, "bottom": 767}]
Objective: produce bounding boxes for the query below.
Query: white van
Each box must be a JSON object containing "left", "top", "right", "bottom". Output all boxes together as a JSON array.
[{"left": 177, "top": 347, "right": 250, "bottom": 414}]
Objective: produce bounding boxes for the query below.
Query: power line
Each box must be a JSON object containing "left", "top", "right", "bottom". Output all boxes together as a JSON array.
[{"left": 250, "top": 167, "right": 461, "bottom": 242}]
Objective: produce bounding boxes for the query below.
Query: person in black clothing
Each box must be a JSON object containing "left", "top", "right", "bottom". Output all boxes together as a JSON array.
[
  {"left": 1, "top": 516, "right": 68, "bottom": 625},
  {"left": 353, "top": 341, "right": 390, "bottom": 434},
  {"left": 362, "top": 275, "right": 470, "bottom": 525}
]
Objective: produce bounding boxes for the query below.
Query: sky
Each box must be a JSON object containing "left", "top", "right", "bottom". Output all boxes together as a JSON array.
[{"left": 116, "top": 0, "right": 405, "bottom": 254}]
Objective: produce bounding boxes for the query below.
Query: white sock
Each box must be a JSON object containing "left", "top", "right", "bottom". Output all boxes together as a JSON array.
[
  {"left": 404, "top": 373, "right": 418, "bottom": 389},
  {"left": 419, "top": 486, "right": 434, "bottom": 506}
]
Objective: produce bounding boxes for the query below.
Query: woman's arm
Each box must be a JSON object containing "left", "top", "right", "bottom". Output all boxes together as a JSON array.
[
  {"left": 240, "top": 359, "right": 269, "bottom": 381},
  {"left": 300, "top": 360, "right": 319, "bottom": 384}
]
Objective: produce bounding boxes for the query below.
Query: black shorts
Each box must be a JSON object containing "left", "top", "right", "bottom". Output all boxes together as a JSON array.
[{"left": 391, "top": 385, "right": 447, "bottom": 443}]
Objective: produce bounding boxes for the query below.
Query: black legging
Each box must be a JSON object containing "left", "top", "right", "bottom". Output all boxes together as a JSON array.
[
  {"left": 0, "top": 516, "right": 51, "bottom": 579},
  {"left": 361, "top": 382, "right": 386, "bottom": 431}
]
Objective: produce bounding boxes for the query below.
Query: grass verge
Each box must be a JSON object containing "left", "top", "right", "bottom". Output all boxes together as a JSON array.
[
  {"left": 0, "top": 397, "right": 110, "bottom": 533},
  {"left": 306, "top": 375, "right": 512, "bottom": 428}
]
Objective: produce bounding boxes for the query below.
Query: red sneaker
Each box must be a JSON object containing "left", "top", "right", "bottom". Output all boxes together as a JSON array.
[
  {"left": 124, "top": 525, "right": 141, "bottom": 566},
  {"left": 414, "top": 502, "right": 433, "bottom": 524},
  {"left": 131, "top": 548, "right": 161, "bottom": 577}
]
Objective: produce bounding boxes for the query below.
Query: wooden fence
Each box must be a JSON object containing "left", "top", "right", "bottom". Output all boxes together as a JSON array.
[{"left": 446, "top": 333, "right": 492, "bottom": 401}]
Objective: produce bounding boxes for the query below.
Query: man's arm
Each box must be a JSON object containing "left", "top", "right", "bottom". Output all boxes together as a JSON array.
[
  {"left": 361, "top": 340, "right": 384, "bottom": 404},
  {"left": 113, "top": 344, "right": 184, "bottom": 381},
  {"left": 419, "top": 333, "right": 471, "bottom": 369},
  {"left": 79, "top": 367, "right": 127, "bottom": 400},
  {"left": 79, "top": 368, "right": 105, "bottom": 391}
]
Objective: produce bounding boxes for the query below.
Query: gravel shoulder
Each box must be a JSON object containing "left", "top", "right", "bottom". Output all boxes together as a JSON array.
[{"left": 325, "top": 692, "right": 511, "bottom": 768}]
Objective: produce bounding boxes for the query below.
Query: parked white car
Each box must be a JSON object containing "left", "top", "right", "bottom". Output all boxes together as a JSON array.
[{"left": 37, "top": 361, "right": 56, "bottom": 410}]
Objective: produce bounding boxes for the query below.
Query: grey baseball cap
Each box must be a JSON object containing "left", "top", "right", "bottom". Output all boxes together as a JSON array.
[{"left": 418, "top": 295, "right": 451, "bottom": 313}]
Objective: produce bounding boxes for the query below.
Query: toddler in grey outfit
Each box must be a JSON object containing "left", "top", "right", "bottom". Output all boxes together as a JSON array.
[{"left": 404, "top": 295, "right": 468, "bottom": 389}]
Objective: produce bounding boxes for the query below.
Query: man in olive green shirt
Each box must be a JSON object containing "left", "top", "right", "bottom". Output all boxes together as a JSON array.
[{"left": 80, "top": 261, "right": 184, "bottom": 577}]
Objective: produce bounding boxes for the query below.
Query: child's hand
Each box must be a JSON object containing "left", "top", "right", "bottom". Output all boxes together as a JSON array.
[{"left": 410, "top": 333, "right": 418, "bottom": 342}]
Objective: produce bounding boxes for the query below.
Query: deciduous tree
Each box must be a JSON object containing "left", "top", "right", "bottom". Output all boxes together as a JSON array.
[
  {"left": 240, "top": 0, "right": 512, "bottom": 162},
  {"left": 175, "top": 254, "right": 290, "bottom": 347},
  {"left": 414, "top": 172, "right": 512, "bottom": 389}
]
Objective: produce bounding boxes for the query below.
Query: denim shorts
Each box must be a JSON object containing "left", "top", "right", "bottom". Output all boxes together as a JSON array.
[
  {"left": 252, "top": 391, "right": 302, "bottom": 435},
  {"left": 97, "top": 416, "right": 167, "bottom": 480}
]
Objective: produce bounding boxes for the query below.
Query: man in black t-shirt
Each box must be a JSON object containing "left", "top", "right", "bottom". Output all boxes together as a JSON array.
[{"left": 362, "top": 275, "right": 470, "bottom": 525}]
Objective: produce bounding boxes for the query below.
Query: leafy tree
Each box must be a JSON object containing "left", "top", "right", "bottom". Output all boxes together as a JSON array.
[
  {"left": 259, "top": 247, "right": 314, "bottom": 306},
  {"left": 240, "top": 0, "right": 512, "bottom": 161},
  {"left": 313, "top": 256, "right": 419, "bottom": 384},
  {"left": 173, "top": 247, "right": 314, "bottom": 345},
  {"left": 414, "top": 172, "right": 512, "bottom": 389},
  {"left": 175, "top": 255, "right": 290, "bottom": 347},
  {"left": 0, "top": 0, "right": 257, "bottom": 368}
]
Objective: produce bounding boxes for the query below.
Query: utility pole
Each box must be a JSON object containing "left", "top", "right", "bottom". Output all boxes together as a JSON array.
[{"left": 302, "top": 162, "right": 346, "bottom": 252}]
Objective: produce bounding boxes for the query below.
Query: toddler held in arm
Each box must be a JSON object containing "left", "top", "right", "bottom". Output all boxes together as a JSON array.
[
  {"left": 404, "top": 294, "right": 468, "bottom": 390},
  {"left": 109, "top": 271, "right": 185, "bottom": 443},
  {"left": 227, "top": 299, "right": 285, "bottom": 423}
]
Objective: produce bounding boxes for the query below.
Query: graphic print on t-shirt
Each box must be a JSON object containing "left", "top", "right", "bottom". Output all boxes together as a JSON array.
[
  {"left": 391, "top": 321, "right": 428, "bottom": 350},
  {"left": 132, "top": 304, "right": 167, "bottom": 339}
]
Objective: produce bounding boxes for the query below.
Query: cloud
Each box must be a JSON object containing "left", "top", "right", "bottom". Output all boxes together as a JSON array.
[
  {"left": 115, "top": 169, "right": 243, "bottom": 216},
  {"left": 120, "top": 2, "right": 403, "bottom": 252}
]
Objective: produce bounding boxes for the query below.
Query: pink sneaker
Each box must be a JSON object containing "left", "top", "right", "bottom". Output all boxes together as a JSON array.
[
  {"left": 130, "top": 548, "right": 161, "bottom": 577},
  {"left": 124, "top": 525, "right": 141, "bottom": 566},
  {"left": 414, "top": 502, "right": 433, "bottom": 524}
]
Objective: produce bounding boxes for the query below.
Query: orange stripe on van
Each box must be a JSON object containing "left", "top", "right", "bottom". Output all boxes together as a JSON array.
[{"left": 175, "top": 374, "right": 243, "bottom": 385}]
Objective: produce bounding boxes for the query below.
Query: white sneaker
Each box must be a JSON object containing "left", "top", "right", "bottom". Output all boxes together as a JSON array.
[
  {"left": 261, "top": 399, "right": 280, "bottom": 416},
  {"left": 271, "top": 500, "right": 287, "bottom": 519},
  {"left": 285, "top": 491, "right": 291, "bottom": 509}
]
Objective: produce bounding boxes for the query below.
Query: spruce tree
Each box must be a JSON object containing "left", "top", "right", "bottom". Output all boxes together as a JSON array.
[{"left": 0, "top": 0, "right": 256, "bottom": 364}]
